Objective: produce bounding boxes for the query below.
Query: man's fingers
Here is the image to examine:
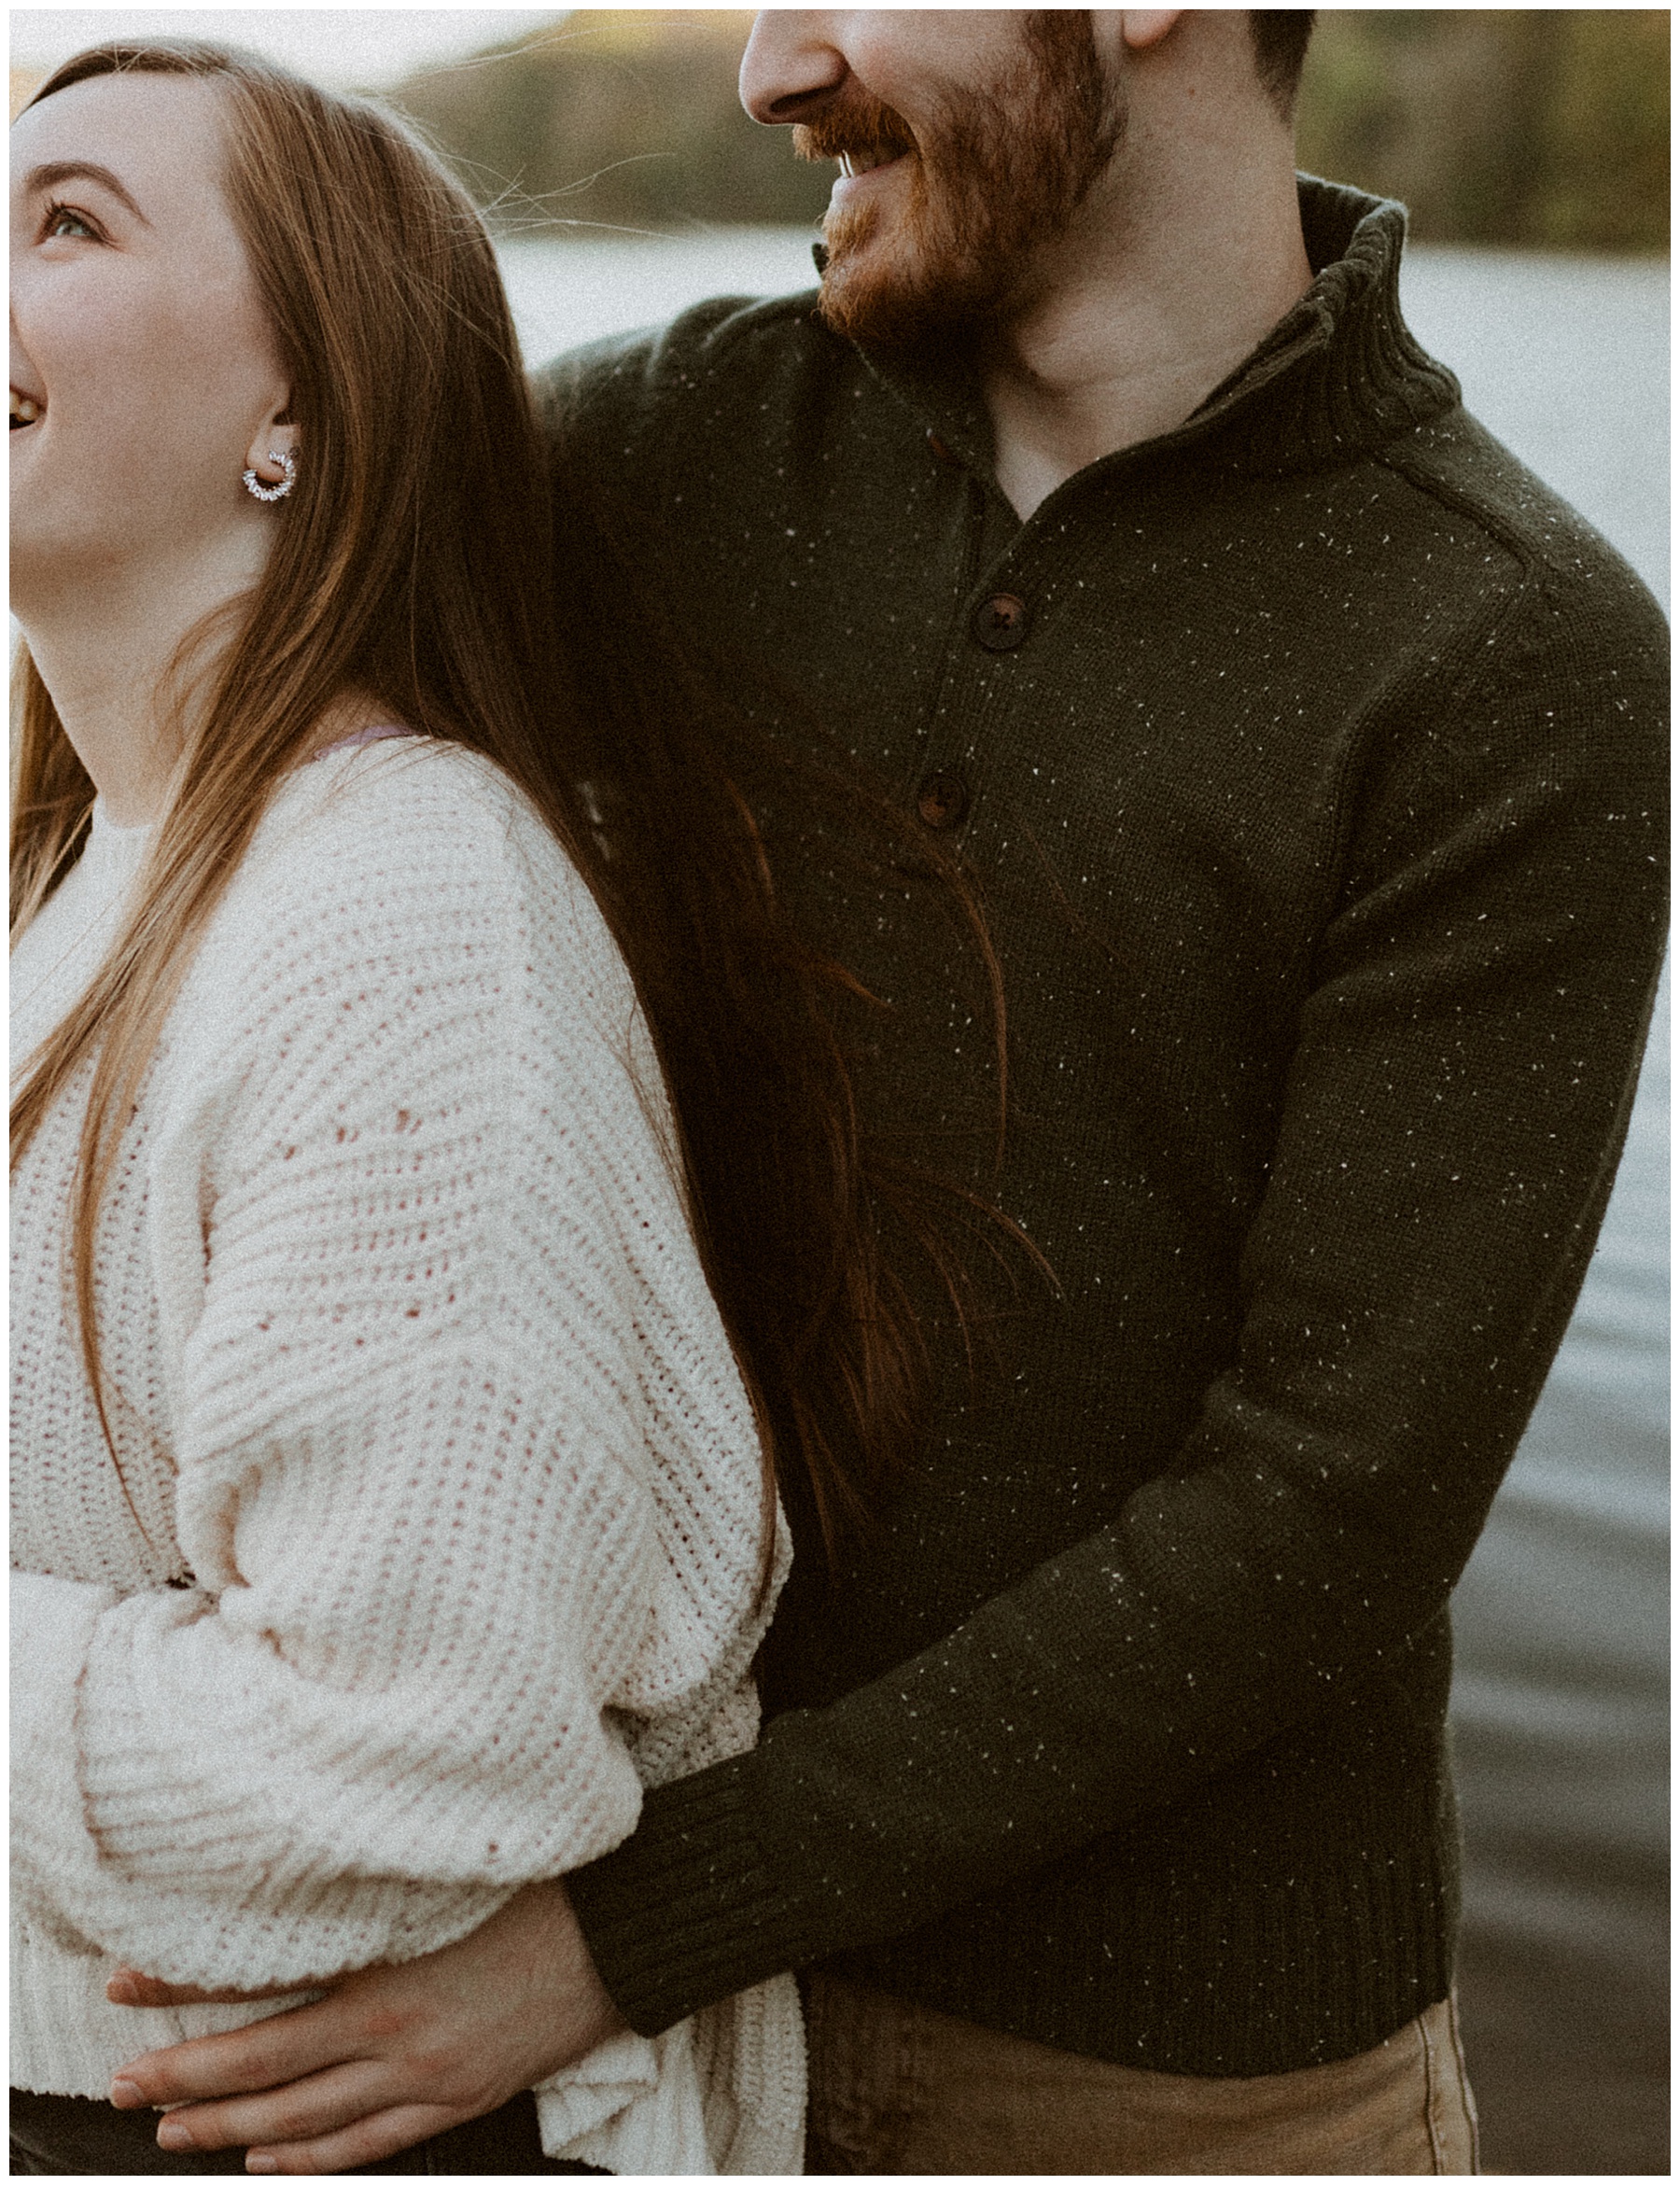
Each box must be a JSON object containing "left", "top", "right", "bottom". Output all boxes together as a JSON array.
[
  {"left": 108, "top": 1968, "right": 310, "bottom": 2008},
  {"left": 146, "top": 2065, "right": 407, "bottom": 2157},
  {"left": 107, "top": 1971, "right": 203, "bottom": 2007},
  {"left": 244, "top": 2105, "right": 462, "bottom": 2177},
  {"left": 112, "top": 1996, "right": 369, "bottom": 2108},
  {"left": 102, "top": 1884, "right": 617, "bottom": 2170}
]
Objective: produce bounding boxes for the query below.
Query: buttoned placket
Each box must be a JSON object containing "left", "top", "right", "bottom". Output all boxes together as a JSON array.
[{"left": 901, "top": 436, "right": 1088, "bottom": 862}]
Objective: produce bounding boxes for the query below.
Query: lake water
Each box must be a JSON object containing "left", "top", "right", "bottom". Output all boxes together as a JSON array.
[{"left": 503, "top": 231, "right": 1670, "bottom": 2172}]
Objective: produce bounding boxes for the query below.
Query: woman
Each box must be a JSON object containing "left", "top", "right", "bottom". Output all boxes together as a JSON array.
[{"left": 10, "top": 40, "right": 944, "bottom": 2177}]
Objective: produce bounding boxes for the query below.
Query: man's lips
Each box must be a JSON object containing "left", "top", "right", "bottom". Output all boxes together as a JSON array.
[
  {"left": 836, "top": 146, "right": 905, "bottom": 179},
  {"left": 831, "top": 145, "right": 909, "bottom": 208}
]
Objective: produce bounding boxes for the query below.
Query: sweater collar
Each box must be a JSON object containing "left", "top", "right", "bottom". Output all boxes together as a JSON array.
[
  {"left": 837, "top": 175, "right": 1461, "bottom": 483},
  {"left": 81, "top": 799, "right": 155, "bottom": 893}
]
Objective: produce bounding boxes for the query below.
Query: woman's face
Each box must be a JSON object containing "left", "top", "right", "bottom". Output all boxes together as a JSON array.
[{"left": 9, "top": 71, "right": 291, "bottom": 609}]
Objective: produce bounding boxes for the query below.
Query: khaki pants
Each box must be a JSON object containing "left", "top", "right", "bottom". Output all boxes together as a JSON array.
[{"left": 805, "top": 1972, "right": 1480, "bottom": 2175}]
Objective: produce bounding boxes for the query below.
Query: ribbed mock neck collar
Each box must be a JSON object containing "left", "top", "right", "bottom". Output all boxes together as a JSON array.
[
  {"left": 80, "top": 799, "right": 154, "bottom": 893},
  {"left": 845, "top": 175, "right": 1462, "bottom": 486}
]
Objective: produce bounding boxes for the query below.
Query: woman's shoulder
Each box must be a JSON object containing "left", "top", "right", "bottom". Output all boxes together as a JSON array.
[
  {"left": 186, "top": 735, "right": 637, "bottom": 1056},
  {"left": 224, "top": 736, "right": 607, "bottom": 954},
  {"left": 259, "top": 734, "right": 569, "bottom": 885}
]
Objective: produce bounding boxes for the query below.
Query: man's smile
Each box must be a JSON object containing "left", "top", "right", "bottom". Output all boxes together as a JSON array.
[
  {"left": 831, "top": 144, "right": 909, "bottom": 209},
  {"left": 835, "top": 147, "right": 904, "bottom": 179}
]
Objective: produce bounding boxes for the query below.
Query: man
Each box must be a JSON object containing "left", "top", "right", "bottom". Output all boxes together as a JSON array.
[{"left": 105, "top": 11, "right": 1666, "bottom": 2173}]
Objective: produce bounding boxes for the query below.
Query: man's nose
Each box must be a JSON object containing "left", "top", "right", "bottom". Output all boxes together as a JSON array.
[{"left": 739, "top": 10, "right": 848, "bottom": 125}]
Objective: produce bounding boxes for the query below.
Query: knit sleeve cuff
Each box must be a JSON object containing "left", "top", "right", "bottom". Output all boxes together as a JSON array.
[{"left": 567, "top": 1754, "right": 792, "bottom": 2035}]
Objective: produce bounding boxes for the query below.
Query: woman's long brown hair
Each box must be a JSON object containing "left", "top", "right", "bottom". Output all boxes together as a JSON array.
[{"left": 11, "top": 40, "right": 1031, "bottom": 1568}]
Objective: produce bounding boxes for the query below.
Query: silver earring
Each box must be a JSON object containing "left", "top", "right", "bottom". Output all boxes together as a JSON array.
[{"left": 243, "top": 448, "right": 297, "bottom": 502}]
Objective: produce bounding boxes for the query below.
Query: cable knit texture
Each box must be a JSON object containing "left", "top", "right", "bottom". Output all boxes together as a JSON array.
[{"left": 9, "top": 740, "right": 804, "bottom": 2173}]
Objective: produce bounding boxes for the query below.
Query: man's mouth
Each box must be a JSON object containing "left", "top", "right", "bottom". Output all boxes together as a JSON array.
[
  {"left": 10, "top": 387, "right": 44, "bottom": 430},
  {"left": 836, "top": 146, "right": 906, "bottom": 180}
]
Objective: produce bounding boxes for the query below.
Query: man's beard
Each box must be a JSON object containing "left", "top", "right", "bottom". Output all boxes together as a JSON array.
[{"left": 794, "top": 14, "right": 1122, "bottom": 349}]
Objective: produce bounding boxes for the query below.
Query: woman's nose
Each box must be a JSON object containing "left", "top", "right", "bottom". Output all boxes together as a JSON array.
[{"left": 738, "top": 10, "right": 848, "bottom": 126}]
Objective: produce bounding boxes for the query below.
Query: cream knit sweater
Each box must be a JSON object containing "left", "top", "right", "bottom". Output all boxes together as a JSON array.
[{"left": 9, "top": 739, "right": 804, "bottom": 2173}]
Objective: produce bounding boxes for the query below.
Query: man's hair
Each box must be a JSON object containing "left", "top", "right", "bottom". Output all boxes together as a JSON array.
[{"left": 1249, "top": 10, "right": 1317, "bottom": 119}]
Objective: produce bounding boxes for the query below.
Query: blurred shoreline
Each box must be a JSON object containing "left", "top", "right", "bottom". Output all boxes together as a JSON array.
[
  {"left": 399, "top": 9, "right": 1671, "bottom": 256},
  {"left": 11, "top": 9, "right": 1671, "bottom": 260}
]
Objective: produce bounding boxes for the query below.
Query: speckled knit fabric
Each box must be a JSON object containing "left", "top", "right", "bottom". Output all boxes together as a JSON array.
[
  {"left": 540, "top": 176, "right": 1669, "bottom": 2075},
  {"left": 9, "top": 740, "right": 804, "bottom": 2174}
]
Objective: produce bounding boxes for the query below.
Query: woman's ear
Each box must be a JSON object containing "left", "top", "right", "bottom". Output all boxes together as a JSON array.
[{"left": 244, "top": 407, "right": 300, "bottom": 491}]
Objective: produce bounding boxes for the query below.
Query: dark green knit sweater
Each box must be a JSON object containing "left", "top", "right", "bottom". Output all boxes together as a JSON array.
[{"left": 539, "top": 179, "right": 1668, "bottom": 2076}]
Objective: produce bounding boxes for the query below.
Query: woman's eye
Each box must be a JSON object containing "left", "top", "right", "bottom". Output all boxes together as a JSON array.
[{"left": 45, "top": 204, "right": 96, "bottom": 241}]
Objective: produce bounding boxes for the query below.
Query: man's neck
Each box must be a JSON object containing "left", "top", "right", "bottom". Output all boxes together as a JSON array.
[{"left": 982, "top": 96, "right": 1312, "bottom": 522}]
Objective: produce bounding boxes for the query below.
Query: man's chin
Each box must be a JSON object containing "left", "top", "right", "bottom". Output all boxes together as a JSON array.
[
  {"left": 818, "top": 262, "right": 985, "bottom": 350},
  {"left": 818, "top": 229, "right": 941, "bottom": 347},
  {"left": 817, "top": 269, "right": 899, "bottom": 348}
]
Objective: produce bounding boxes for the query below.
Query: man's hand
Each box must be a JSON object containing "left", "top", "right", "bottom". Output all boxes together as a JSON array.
[{"left": 105, "top": 1881, "right": 628, "bottom": 2176}]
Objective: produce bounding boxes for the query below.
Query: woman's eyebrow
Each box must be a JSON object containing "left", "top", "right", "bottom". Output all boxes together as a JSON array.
[{"left": 25, "top": 158, "right": 151, "bottom": 226}]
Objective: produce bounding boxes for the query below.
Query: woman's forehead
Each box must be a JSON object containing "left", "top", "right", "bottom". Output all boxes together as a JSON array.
[{"left": 11, "top": 70, "right": 232, "bottom": 215}]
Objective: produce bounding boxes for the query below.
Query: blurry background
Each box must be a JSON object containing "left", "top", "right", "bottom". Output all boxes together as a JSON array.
[{"left": 10, "top": 10, "right": 1670, "bottom": 2174}]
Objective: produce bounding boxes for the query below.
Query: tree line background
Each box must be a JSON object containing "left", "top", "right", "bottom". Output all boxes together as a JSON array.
[{"left": 392, "top": 8, "right": 1669, "bottom": 252}]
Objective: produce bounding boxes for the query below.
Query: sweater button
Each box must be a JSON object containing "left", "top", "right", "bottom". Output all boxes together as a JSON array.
[
  {"left": 926, "top": 427, "right": 959, "bottom": 466},
  {"left": 973, "top": 593, "right": 1029, "bottom": 651},
  {"left": 916, "top": 770, "right": 970, "bottom": 831}
]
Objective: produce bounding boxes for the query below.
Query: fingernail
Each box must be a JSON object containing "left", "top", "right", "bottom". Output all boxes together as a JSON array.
[
  {"left": 247, "top": 2158, "right": 280, "bottom": 2176},
  {"left": 106, "top": 1974, "right": 141, "bottom": 2004},
  {"left": 108, "top": 2076, "right": 145, "bottom": 2108},
  {"left": 157, "top": 2121, "right": 194, "bottom": 2150}
]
